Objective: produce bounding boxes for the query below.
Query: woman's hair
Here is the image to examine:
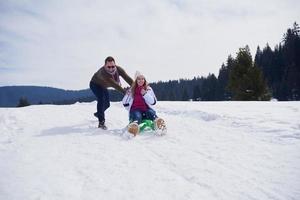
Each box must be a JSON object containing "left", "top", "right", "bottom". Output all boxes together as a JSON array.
[{"left": 131, "top": 76, "right": 148, "bottom": 97}]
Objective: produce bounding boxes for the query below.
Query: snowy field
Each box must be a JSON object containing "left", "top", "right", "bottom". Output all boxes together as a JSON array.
[{"left": 0, "top": 101, "right": 300, "bottom": 200}]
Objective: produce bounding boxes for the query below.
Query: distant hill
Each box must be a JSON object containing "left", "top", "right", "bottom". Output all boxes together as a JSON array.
[{"left": 0, "top": 86, "right": 122, "bottom": 107}]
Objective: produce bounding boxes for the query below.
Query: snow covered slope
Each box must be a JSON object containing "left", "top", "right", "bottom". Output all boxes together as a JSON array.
[{"left": 1, "top": 101, "right": 300, "bottom": 200}]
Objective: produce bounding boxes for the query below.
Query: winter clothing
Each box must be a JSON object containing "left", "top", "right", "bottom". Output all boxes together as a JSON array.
[
  {"left": 131, "top": 86, "right": 149, "bottom": 112},
  {"left": 91, "top": 66, "right": 133, "bottom": 94},
  {"left": 134, "top": 71, "right": 145, "bottom": 79},
  {"left": 98, "top": 121, "right": 107, "bottom": 130},
  {"left": 89, "top": 81, "right": 110, "bottom": 122},
  {"left": 129, "top": 109, "right": 157, "bottom": 124},
  {"left": 90, "top": 65, "right": 133, "bottom": 123},
  {"left": 122, "top": 86, "right": 157, "bottom": 111},
  {"left": 122, "top": 85, "right": 157, "bottom": 124}
]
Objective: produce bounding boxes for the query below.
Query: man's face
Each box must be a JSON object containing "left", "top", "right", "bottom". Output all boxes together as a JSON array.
[{"left": 105, "top": 61, "right": 116, "bottom": 73}]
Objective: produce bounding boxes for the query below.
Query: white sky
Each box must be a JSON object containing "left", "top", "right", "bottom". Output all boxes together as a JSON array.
[{"left": 0, "top": 0, "right": 299, "bottom": 90}]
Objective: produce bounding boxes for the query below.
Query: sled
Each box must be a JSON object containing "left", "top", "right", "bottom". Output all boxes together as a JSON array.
[{"left": 127, "top": 118, "right": 167, "bottom": 136}]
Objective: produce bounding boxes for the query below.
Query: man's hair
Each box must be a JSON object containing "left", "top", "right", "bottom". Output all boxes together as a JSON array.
[{"left": 105, "top": 56, "right": 115, "bottom": 64}]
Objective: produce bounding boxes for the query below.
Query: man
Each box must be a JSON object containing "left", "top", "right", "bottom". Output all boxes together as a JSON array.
[{"left": 90, "top": 56, "right": 133, "bottom": 129}]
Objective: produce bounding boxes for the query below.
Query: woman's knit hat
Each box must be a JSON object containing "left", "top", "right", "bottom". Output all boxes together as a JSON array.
[{"left": 134, "top": 71, "right": 145, "bottom": 79}]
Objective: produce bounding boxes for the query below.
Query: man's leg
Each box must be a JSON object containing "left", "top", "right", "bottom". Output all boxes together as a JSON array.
[
  {"left": 102, "top": 87, "right": 110, "bottom": 113},
  {"left": 89, "top": 81, "right": 106, "bottom": 122}
]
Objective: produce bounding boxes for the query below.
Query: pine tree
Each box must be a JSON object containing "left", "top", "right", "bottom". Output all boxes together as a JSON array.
[
  {"left": 182, "top": 87, "right": 190, "bottom": 101},
  {"left": 228, "top": 46, "right": 270, "bottom": 100},
  {"left": 254, "top": 46, "right": 262, "bottom": 65},
  {"left": 17, "top": 97, "right": 30, "bottom": 107},
  {"left": 192, "top": 85, "right": 201, "bottom": 101},
  {"left": 281, "top": 22, "right": 300, "bottom": 100},
  {"left": 168, "top": 90, "right": 176, "bottom": 101},
  {"left": 201, "top": 74, "right": 218, "bottom": 101},
  {"left": 217, "top": 56, "right": 234, "bottom": 100}
]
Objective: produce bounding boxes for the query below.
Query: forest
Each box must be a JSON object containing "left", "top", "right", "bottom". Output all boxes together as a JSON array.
[{"left": 151, "top": 22, "right": 300, "bottom": 101}]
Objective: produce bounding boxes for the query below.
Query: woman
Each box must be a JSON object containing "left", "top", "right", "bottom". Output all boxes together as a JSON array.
[{"left": 122, "top": 71, "right": 165, "bottom": 135}]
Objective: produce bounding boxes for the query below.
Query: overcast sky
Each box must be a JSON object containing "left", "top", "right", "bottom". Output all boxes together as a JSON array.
[{"left": 0, "top": 0, "right": 299, "bottom": 90}]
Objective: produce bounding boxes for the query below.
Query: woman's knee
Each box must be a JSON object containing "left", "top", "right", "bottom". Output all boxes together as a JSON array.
[
  {"left": 130, "top": 111, "right": 142, "bottom": 123},
  {"left": 145, "top": 109, "right": 157, "bottom": 120}
]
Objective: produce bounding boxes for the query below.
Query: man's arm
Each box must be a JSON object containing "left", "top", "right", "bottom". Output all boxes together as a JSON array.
[
  {"left": 106, "top": 78, "right": 126, "bottom": 94},
  {"left": 117, "top": 66, "right": 133, "bottom": 86}
]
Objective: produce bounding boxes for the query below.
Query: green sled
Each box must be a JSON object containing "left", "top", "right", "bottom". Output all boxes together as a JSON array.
[{"left": 138, "top": 119, "right": 155, "bottom": 133}]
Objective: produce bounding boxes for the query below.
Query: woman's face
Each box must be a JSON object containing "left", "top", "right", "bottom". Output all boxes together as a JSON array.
[{"left": 136, "top": 75, "right": 145, "bottom": 86}]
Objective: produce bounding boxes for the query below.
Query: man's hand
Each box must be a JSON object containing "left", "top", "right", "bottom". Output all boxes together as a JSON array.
[{"left": 124, "top": 87, "right": 130, "bottom": 94}]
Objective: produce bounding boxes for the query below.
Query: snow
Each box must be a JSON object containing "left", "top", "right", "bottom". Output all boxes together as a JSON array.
[{"left": 1, "top": 101, "right": 300, "bottom": 200}]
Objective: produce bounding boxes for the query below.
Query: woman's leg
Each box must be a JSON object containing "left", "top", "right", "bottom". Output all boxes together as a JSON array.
[
  {"left": 129, "top": 110, "right": 143, "bottom": 124},
  {"left": 144, "top": 108, "right": 157, "bottom": 121}
]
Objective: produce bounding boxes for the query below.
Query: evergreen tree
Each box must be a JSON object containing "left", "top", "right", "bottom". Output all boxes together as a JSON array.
[
  {"left": 228, "top": 46, "right": 270, "bottom": 100},
  {"left": 168, "top": 90, "right": 176, "bottom": 101},
  {"left": 254, "top": 46, "right": 262, "bottom": 65},
  {"left": 181, "top": 87, "right": 190, "bottom": 101},
  {"left": 281, "top": 22, "right": 300, "bottom": 100},
  {"left": 201, "top": 74, "right": 218, "bottom": 101},
  {"left": 192, "top": 85, "right": 201, "bottom": 101},
  {"left": 217, "top": 56, "right": 234, "bottom": 100},
  {"left": 17, "top": 97, "right": 30, "bottom": 107},
  {"left": 271, "top": 44, "right": 285, "bottom": 98},
  {"left": 254, "top": 22, "right": 300, "bottom": 100}
]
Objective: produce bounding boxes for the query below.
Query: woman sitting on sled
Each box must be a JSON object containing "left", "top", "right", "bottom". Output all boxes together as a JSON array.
[{"left": 122, "top": 71, "right": 166, "bottom": 136}]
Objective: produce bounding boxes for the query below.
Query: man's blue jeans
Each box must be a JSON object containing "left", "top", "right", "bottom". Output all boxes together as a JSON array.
[
  {"left": 90, "top": 81, "right": 110, "bottom": 122},
  {"left": 129, "top": 108, "right": 157, "bottom": 124}
]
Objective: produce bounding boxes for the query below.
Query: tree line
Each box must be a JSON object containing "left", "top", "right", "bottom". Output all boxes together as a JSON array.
[
  {"left": 151, "top": 22, "right": 300, "bottom": 101},
  {"left": 17, "top": 22, "right": 299, "bottom": 107}
]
